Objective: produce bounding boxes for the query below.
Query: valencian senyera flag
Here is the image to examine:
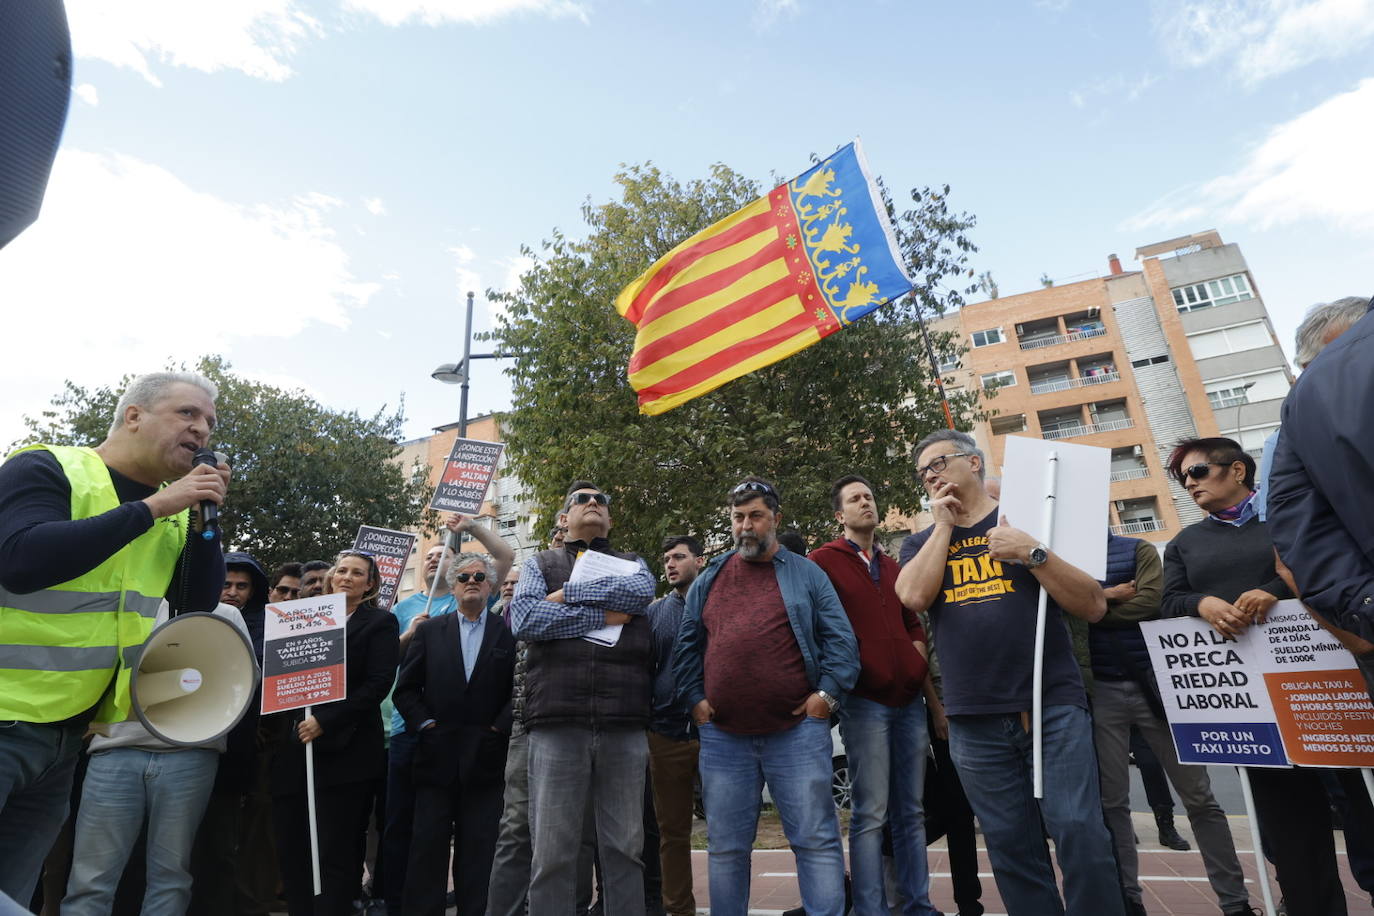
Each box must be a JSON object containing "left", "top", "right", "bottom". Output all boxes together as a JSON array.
[{"left": 615, "top": 140, "right": 915, "bottom": 415}]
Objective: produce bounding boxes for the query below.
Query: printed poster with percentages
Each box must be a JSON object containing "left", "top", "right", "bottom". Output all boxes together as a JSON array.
[
  {"left": 1141, "top": 600, "right": 1374, "bottom": 768},
  {"left": 353, "top": 525, "right": 416, "bottom": 612},
  {"left": 429, "top": 438, "right": 503, "bottom": 515},
  {"left": 261, "top": 594, "right": 347, "bottom": 714}
]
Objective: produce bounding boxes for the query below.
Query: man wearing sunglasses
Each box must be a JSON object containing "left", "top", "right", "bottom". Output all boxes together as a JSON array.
[
  {"left": 673, "top": 476, "right": 858, "bottom": 916},
  {"left": 394, "top": 552, "right": 516, "bottom": 916},
  {"left": 895, "top": 429, "right": 1122, "bottom": 916},
  {"left": 510, "top": 481, "right": 656, "bottom": 914}
]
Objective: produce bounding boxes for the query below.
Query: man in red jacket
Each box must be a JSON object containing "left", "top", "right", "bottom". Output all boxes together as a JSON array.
[{"left": 809, "top": 475, "right": 939, "bottom": 916}]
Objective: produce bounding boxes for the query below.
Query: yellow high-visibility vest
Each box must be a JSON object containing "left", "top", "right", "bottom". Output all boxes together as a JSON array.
[{"left": 0, "top": 444, "right": 187, "bottom": 723}]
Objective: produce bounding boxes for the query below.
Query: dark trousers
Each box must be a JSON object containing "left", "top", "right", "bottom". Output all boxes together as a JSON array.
[
  {"left": 647, "top": 732, "right": 698, "bottom": 916},
  {"left": 1325, "top": 769, "right": 1374, "bottom": 894},
  {"left": 924, "top": 726, "right": 982, "bottom": 915},
  {"left": 404, "top": 777, "right": 503, "bottom": 916},
  {"left": 382, "top": 731, "right": 416, "bottom": 916},
  {"left": 236, "top": 747, "right": 280, "bottom": 915},
  {"left": 273, "top": 784, "right": 372, "bottom": 916},
  {"left": 1248, "top": 766, "right": 1347, "bottom": 916},
  {"left": 1130, "top": 727, "right": 1174, "bottom": 812},
  {"left": 189, "top": 790, "right": 242, "bottom": 916}
]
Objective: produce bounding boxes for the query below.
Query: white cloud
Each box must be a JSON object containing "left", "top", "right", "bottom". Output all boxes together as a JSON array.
[
  {"left": 448, "top": 244, "right": 483, "bottom": 302},
  {"left": 66, "top": 0, "right": 321, "bottom": 85},
  {"left": 754, "top": 0, "right": 799, "bottom": 27},
  {"left": 1124, "top": 78, "right": 1374, "bottom": 232},
  {"left": 364, "top": 197, "right": 387, "bottom": 216},
  {"left": 342, "top": 0, "right": 588, "bottom": 27},
  {"left": 0, "top": 149, "right": 376, "bottom": 443},
  {"left": 1153, "top": 0, "right": 1374, "bottom": 84},
  {"left": 73, "top": 83, "right": 100, "bottom": 106}
]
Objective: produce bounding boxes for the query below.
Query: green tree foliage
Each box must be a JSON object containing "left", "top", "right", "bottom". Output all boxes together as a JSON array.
[
  {"left": 14, "top": 356, "right": 432, "bottom": 570},
  {"left": 490, "top": 160, "right": 981, "bottom": 560}
]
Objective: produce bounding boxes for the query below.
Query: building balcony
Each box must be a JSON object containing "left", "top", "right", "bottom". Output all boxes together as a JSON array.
[
  {"left": 1042, "top": 417, "right": 1135, "bottom": 440},
  {"left": 1029, "top": 370, "right": 1121, "bottom": 395},
  {"left": 1018, "top": 326, "right": 1107, "bottom": 351},
  {"left": 1110, "top": 519, "right": 1166, "bottom": 535},
  {"left": 1110, "top": 467, "right": 1151, "bottom": 482}
]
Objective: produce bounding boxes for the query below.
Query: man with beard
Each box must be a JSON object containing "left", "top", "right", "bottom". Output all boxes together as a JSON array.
[
  {"left": 647, "top": 536, "right": 705, "bottom": 916},
  {"left": 673, "top": 477, "right": 857, "bottom": 916},
  {"left": 299, "top": 560, "right": 330, "bottom": 598}
]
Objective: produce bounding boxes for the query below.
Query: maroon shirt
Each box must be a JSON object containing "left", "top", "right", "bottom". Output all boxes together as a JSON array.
[{"left": 702, "top": 554, "right": 811, "bottom": 734}]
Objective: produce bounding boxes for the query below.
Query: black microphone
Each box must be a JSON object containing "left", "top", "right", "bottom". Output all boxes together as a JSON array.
[{"left": 191, "top": 448, "right": 225, "bottom": 541}]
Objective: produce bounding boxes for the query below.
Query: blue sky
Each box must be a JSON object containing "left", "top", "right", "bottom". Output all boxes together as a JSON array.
[{"left": 3, "top": 0, "right": 1371, "bottom": 447}]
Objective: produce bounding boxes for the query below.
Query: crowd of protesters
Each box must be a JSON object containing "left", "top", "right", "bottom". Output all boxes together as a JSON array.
[{"left": 1, "top": 292, "right": 1372, "bottom": 916}]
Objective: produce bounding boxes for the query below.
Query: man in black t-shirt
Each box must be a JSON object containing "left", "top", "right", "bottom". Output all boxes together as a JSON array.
[{"left": 896, "top": 429, "right": 1122, "bottom": 916}]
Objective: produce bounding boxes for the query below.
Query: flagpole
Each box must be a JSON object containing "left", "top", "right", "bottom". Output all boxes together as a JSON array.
[{"left": 912, "top": 296, "right": 955, "bottom": 429}]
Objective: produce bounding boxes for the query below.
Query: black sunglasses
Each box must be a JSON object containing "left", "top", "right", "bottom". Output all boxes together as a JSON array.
[
  {"left": 731, "top": 480, "right": 778, "bottom": 498},
  {"left": 569, "top": 492, "right": 610, "bottom": 506},
  {"left": 455, "top": 571, "right": 487, "bottom": 583},
  {"left": 1179, "top": 462, "right": 1224, "bottom": 483}
]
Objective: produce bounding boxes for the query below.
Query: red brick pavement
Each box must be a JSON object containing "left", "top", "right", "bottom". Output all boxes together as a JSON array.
[{"left": 687, "top": 814, "right": 1374, "bottom": 914}]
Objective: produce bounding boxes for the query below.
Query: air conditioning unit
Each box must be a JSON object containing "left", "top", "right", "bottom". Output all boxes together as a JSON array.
[
  {"left": 1015, "top": 324, "right": 1025, "bottom": 335},
  {"left": 1132, "top": 445, "right": 1143, "bottom": 457},
  {"left": 1115, "top": 500, "right": 1128, "bottom": 512},
  {"left": 1088, "top": 307, "right": 1100, "bottom": 318}
]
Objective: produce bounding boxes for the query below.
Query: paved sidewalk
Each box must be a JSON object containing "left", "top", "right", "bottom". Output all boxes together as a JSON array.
[{"left": 688, "top": 810, "right": 1374, "bottom": 915}]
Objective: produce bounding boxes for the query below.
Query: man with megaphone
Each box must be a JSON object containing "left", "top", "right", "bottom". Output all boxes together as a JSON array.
[{"left": 0, "top": 370, "right": 230, "bottom": 904}]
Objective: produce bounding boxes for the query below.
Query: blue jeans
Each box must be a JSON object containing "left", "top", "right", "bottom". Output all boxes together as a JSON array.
[
  {"left": 838, "top": 695, "right": 940, "bottom": 916},
  {"left": 0, "top": 718, "right": 87, "bottom": 903},
  {"left": 698, "top": 717, "right": 844, "bottom": 916},
  {"left": 64, "top": 746, "right": 219, "bottom": 916},
  {"left": 526, "top": 724, "right": 647, "bottom": 915},
  {"left": 948, "top": 705, "right": 1124, "bottom": 916}
]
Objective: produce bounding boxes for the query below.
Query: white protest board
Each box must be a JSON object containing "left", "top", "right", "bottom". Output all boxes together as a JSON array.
[
  {"left": 261, "top": 594, "right": 347, "bottom": 714},
  {"left": 1141, "top": 602, "right": 1374, "bottom": 768},
  {"left": 998, "top": 434, "right": 1109, "bottom": 579}
]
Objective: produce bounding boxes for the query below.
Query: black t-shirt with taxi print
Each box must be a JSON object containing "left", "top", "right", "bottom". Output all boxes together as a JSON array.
[{"left": 900, "top": 507, "right": 1085, "bottom": 716}]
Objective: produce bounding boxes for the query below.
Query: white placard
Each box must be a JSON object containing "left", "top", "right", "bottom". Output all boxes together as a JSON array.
[{"left": 997, "top": 434, "right": 1109, "bottom": 580}]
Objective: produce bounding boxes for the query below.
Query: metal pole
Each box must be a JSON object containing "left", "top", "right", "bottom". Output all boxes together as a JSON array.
[
  {"left": 304, "top": 706, "right": 321, "bottom": 896},
  {"left": 911, "top": 295, "right": 956, "bottom": 430},
  {"left": 1032, "top": 449, "right": 1059, "bottom": 799},
  {"left": 459, "top": 290, "right": 474, "bottom": 438},
  {"left": 1238, "top": 767, "right": 1277, "bottom": 915}
]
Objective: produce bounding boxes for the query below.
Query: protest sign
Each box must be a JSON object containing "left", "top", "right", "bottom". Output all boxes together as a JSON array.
[
  {"left": 352, "top": 525, "right": 416, "bottom": 611},
  {"left": 261, "top": 594, "right": 346, "bottom": 714},
  {"left": 1141, "top": 601, "right": 1374, "bottom": 767},
  {"left": 429, "top": 438, "right": 503, "bottom": 514},
  {"left": 998, "top": 435, "right": 1109, "bottom": 579}
]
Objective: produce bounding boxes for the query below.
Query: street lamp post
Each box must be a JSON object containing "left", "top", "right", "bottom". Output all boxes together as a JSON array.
[{"left": 431, "top": 290, "right": 510, "bottom": 438}]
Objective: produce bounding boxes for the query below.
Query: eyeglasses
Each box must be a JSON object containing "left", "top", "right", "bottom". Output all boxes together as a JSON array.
[
  {"left": 731, "top": 480, "right": 778, "bottom": 499},
  {"left": 1178, "top": 462, "right": 1224, "bottom": 484},
  {"left": 915, "top": 452, "right": 970, "bottom": 480},
  {"left": 569, "top": 492, "right": 610, "bottom": 506},
  {"left": 455, "top": 571, "right": 487, "bottom": 583}
]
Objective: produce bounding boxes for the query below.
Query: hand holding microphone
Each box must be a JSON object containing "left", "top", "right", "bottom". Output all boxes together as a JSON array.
[{"left": 143, "top": 449, "right": 230, "bottom": 533}]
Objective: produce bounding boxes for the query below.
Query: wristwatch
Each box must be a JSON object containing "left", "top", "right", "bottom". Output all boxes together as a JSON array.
[
  {"left": 1026, "top": 542, "right": 1050, "bottom": 569},
  {"left": 815, "top": 690, "right": 839, "bottom": 713}
]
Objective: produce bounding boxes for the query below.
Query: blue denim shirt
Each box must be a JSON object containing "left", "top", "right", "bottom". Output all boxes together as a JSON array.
[{"left": 672, "top": 547, "right": 858, "bottom": 713}]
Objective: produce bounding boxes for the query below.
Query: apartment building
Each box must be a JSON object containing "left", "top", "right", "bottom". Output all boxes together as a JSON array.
[
  {"left": 391, "top": 413, "right": 542, "bottom": 601},
  {"left": 933, "top": 230, "right": 1292, "bottom": 544}
]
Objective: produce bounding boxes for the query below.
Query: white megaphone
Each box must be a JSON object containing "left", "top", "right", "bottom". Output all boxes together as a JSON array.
[{"left": 131, "top": 611, "right": 260, "bottom": 747}]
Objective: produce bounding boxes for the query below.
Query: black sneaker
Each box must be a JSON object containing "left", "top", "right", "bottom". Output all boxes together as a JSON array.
[{"left": 1157, "top": 822, "right": 1191, "bottom": 850}]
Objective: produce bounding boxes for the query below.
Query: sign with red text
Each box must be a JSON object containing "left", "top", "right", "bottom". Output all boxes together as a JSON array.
[
  {"left": 429, "top": 438, "right": 503, "bottom": 515},
  {"left": 260, "top": 594, "right": 346, "bottom": 714},
  {"left": 1141, "top": 601, "right": 1374, "bottom": 768},
  {"left": 352, "top": 525, "right": 416, "bottom": 611}
]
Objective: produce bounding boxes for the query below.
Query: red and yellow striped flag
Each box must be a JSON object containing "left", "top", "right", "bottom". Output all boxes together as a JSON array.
[{"left": 615, "top": 142, "right": 913, "bottom": 415}]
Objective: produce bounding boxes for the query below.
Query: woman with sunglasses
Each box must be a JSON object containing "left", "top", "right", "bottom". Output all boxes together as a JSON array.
[
  {"left": 1162, "top": 437, "right": 1343, "bottom": 916},
  {"left": 269, "top": 549, "right": 399, "bottom": 915}
]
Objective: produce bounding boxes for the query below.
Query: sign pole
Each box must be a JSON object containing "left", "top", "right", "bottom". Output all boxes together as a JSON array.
[
  {"left": 1237, "top": 767, "right": 1277, "bottom": 916},
  {"left": 1032, "top": 449, "right": 1059, "bottom": 799},
  {"left": 420, "top": 528, "right": 453, "bottom": 619},
  {"left": 304, "top": 704, "right": 322, "bottom": 896}
]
